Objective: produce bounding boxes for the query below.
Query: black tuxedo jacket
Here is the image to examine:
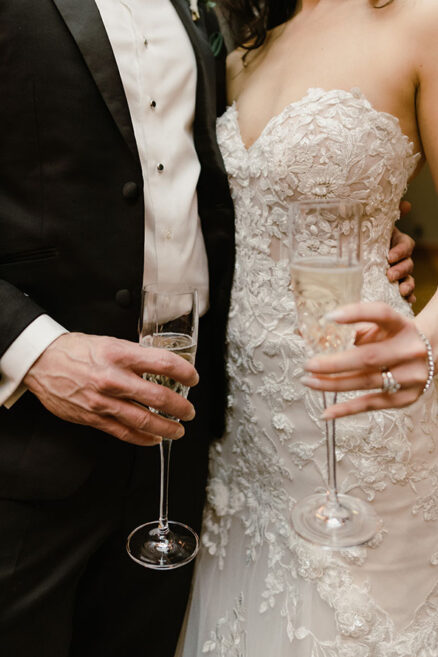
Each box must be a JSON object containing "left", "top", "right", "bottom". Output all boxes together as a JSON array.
[{"left": 0, "top": 0, "right": 235, "bottom": 500}]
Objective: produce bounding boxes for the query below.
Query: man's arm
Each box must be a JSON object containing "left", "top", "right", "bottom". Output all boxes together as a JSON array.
[{"left": 0, "top": 277, "right": 197, "bottom": 444}]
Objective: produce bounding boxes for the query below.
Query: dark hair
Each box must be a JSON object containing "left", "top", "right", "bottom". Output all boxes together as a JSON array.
[
  {"left": 219, "top": 0, "right": 395, "bottom": 53},
  {"left": 218, "top": 1, "right": 296, "bottom": 53}
]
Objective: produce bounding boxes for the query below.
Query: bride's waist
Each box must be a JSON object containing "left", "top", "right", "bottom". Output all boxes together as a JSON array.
[
  {"left": 231, "top": 266, "right": 413, "bottom": 318},
  {"left": 361, "top": 268, "right": 414, "bottom": 317}
]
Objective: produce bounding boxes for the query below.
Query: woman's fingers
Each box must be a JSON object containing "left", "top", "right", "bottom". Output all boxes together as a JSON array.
[
  {"left": 354, "top": 322, "right": 384, "bottom": 345},
  {"left": 306, "top": 338, "right": 425, "bottom": 377},
  {"left": 299, "top": 301, "right": 430, "bottom": 420},
  {"left": 301, "top": 358, "right": 427, "bottom": 393},
  {"left": 305, "top": 304, "right": 424, "bottom": 375},
  {"left": 321, "top": 388, "right": 420, "bottom": 420},
  {"left": 301, "top": 371, "right": 384, "bottom": 392},
  {"left": 305, "top": 342, "right": 393, "bottom": 375},
  {"left": 324, "top": 302, "right": 406, "bottom": 332}
]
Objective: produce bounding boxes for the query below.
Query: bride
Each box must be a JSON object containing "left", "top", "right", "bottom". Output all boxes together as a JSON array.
[{"left": 179, "top": 0, "right": 438, "bottom": 655}]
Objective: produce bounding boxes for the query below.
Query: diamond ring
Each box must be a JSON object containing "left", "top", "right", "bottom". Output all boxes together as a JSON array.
[{"left": 381, "top": 370, "right": 401, "bottom": 395}]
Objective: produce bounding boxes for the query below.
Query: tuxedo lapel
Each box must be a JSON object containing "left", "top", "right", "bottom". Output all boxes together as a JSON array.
[{"left": 51, "top": 0, "right": 139, "bottom": 163}]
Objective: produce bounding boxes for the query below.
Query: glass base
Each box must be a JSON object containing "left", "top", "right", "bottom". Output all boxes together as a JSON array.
[
  {"left": 291, "top": 493, "right": 381, "bottom": 549},
  {"left": 126, "top": 520, "right": 199, "bottom": 570}
]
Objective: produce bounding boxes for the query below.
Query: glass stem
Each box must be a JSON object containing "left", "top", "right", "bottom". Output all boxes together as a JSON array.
[
  {"left": 322, "top": 391, "right": 339, "bottom": 512},
  {"left": 158, "top": 438, "right": 172, "bottom": 537}
]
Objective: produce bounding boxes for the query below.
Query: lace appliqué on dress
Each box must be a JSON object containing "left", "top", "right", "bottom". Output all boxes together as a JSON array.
[{"left": 193, "top": 88, "right": 438, "bottom": 657}]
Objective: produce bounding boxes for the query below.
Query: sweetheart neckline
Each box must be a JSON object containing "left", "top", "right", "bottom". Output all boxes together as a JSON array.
[{"left": 226, "top": 87, "right": 419, "bottom": 158}]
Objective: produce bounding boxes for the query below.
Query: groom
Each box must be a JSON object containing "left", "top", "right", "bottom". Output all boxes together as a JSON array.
[
  {"left": 0, "top": 1, "right": 234, "bottom": 656},
  {"left": 0, "top": 1, "right": 415, "bottom": 656}
]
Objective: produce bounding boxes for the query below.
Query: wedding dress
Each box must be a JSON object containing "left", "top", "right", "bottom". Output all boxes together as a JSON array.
[{"left": 179, "top": 88, "right": 438, "bottom": 657}]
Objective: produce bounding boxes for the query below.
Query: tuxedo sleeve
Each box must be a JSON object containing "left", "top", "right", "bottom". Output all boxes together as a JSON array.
[
  {"left": 0, "top": 280, "right": 47, "bottom": 355},
  {"left": 0, "top": 280, "right": 67, "bottom": 406}
]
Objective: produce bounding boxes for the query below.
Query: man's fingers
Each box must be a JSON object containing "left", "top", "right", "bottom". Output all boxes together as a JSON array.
[
  {"left": 97, "top": 337, "right": 199, "bottom": 387},
  {"left": 388, "top": 226, "right": 415, "bottom": 264},
  {"left": 387, "top": 258, "right": 414, "bottom": 282},
  {"left": 130, "top": 376, "right": 195, "bottom": 421},
  {"left": 24, "top": 333, "right": 198, "bottom": 447},
  {"left": 399, "top": 200, "right": 412, "bottom": 218},
  {"left": 398, "top": 275, "right": 416, "bottom": 299},
  {"left": 93, "top": 414, "right": 164, "bottom": 446},
  {"left": 388, "top": 240, "right": 415, "bottom": 265},
  {"left": 96, "top": 396, "right": 186, "bottom": 440},
  {"left": 96, "top": 367, "right": 195, "bottom": 421},
  {"left": 131, "top": 345, "right": 199, "bottom": 387}
]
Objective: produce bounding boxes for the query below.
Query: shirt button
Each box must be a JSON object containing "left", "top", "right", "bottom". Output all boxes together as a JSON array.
[
  {"left": 143, "top": 37, "right": 148, "bottom": 47},
  {"left": 122, "top": 182, "right": 139, "bottom": 200},
  {"left": 150, "top": 100, "right": 157, "bottom": 109},
  {"left": 157, "top": 163, "right": 164, "bottom": 172},
  {"left": 115, "top": 289, "right": 132, "bottom": 308}
]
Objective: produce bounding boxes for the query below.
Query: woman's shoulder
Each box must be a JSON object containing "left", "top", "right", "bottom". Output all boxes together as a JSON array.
[
  {"left": 401, "top": 0, "right": 438, "bottom": 73},
  {"left": 401, "top": 0, "right": 438, "bottom": 36}
]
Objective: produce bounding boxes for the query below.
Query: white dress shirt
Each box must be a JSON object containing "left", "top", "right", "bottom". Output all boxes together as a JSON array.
[{"left": 0, "top": 0, "right": 209, "bottom": 407}]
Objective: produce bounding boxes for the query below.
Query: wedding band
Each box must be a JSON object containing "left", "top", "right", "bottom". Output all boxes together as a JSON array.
[{"left": 381, "top": 370, "right": 401, "bottom": 395}]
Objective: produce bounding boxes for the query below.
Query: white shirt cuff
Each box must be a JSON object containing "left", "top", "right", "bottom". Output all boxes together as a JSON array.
[{"left": 0, "top": 315, "right": 68, "bottom": 408}]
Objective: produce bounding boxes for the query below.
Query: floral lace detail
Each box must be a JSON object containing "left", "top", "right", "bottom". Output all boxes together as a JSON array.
[
  {"left": 187, "top": 88, "right": 438, "bottom": 656},
  {"left": 202, "top": 594, "right": 247, "bottom": 656}
]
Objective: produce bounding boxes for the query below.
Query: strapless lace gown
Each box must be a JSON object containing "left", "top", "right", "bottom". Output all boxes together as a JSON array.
[{"left": 179, "top": 88, "right": 438, "bottom": 657}]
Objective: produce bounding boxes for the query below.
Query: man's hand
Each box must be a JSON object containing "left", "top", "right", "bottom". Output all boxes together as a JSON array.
[
  {"left": 387, "top": 201, "right": 416, "bottom": 304},
  {"left": 24, "top": 333, "right": 198, "bottom": 446}
]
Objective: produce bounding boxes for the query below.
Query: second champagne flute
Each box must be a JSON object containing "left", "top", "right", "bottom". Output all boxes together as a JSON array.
[
  {"left": 289, "top": 199, "right": 381, "bottom": 548},
  {"left": 126, "top": 285, "right": 199, "bottom": 569}
]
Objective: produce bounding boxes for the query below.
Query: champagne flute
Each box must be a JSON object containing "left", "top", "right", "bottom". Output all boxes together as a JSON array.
[
  {"left": 289, "top": 199, "right": 381, "bottom": 548},
  {"left": 126, "top": 285, "right": 199, "bottom": 569}
]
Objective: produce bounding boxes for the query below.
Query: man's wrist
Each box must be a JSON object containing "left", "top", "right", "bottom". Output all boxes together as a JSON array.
[{"left": 0, "top": 315, "right": 68, "bottom": 407}]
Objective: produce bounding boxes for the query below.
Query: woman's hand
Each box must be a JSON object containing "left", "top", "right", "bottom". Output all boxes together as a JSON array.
[{"left": 301, "top": 302, "right": 431, "bottom": 420}]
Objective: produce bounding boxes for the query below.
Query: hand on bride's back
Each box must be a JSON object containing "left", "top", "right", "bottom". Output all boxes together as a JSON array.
[{"left": 387, "top": 202, "right": 415, "bottom": 304}]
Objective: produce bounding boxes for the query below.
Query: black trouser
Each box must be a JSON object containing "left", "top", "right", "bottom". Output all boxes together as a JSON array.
[{"left": 0, "top": 337, "right": 213, "bottom": 657}]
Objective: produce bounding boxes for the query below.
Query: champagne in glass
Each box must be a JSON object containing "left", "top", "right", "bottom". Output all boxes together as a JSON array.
[
  {"left": 289, "top": 199, "right": 381, "bottom": 548},
  {"left": 126, "top": 286, "right": 199, "bottom": 569},
  {"left": 142, "top": 332, "right": 197, "bottom": 408},
  {"left": 290, "top": 258, "right": 363, "bottom": 354}
]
